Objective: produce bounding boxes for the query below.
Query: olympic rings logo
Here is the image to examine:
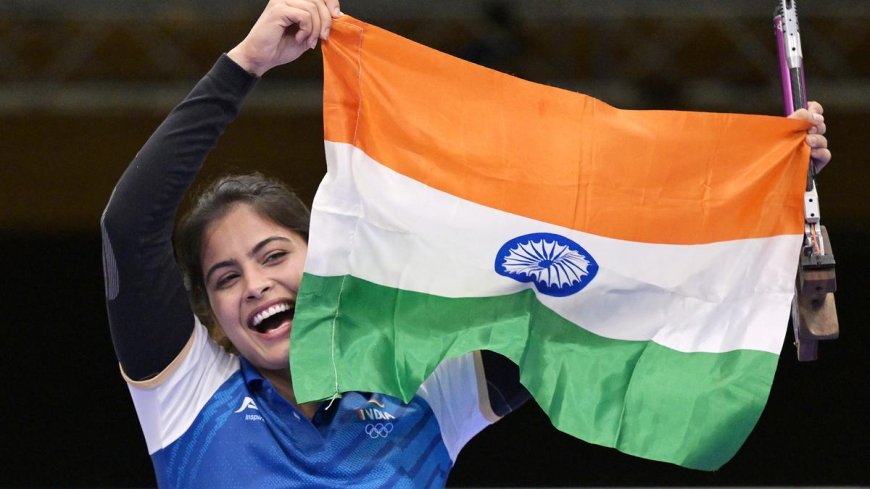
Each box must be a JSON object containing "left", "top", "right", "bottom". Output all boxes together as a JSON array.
[{"left": 365, "top": 423, "right": 394, "bottom": 439}]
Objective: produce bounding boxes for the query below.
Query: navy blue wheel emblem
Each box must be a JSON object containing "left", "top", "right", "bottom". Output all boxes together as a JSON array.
[{"left": 495, "top": 233, "right": 598, "bottom": 297}]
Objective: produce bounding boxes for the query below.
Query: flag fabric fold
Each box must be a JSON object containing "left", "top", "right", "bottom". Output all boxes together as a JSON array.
[{"left": 290, "top": 15, "right": 811, "bottom": 470}]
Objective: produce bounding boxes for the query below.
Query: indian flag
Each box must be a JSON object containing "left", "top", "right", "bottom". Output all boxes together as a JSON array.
[{"left": 291, "top": 16, "right": 811, "bottom": 470}]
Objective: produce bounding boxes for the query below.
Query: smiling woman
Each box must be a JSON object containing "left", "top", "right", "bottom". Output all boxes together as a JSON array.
[
  {"left": 174, "top": 173, "right": 309, "bottom": 354},
  {"left": 98, "top": 0, "right": 529, "bottom": 487},
  {"left": 198, "top": 203, "right": 308, "bottom": 376}
]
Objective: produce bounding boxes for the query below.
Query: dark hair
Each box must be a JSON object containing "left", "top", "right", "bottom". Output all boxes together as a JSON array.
[{"left": 175, "top": 172, "right": 310, "bottom": 347}]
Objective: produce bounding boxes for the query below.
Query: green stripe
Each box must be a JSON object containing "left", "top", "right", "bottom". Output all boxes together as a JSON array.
[{"left": 291, "top": 273, "right": 778, "bottom": 470}]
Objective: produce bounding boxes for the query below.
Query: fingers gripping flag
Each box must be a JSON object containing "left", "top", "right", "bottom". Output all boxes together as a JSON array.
[{"left": 290, "top": 16, "right": 811, "bottom": 470}]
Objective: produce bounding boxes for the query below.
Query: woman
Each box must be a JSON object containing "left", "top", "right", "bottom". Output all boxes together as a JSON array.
[
  {"left": 101, "top": 1, "right": 831, "bottom": 487},
  {"left": 101, "top": 1, "right": 528, "bottom": 487}
]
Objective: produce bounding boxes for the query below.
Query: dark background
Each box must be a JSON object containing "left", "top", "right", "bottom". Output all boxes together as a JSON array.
[{"left": 1, "top": 1, "right": 868, "bottom": 487}]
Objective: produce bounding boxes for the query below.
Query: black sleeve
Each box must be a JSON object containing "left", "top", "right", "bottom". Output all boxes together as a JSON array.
[
  {"left": 100, "top": 55, "right": 258, "bottom": 381},
  {"left": 481, "top": 350, "right": 531, "bottom": 417}
]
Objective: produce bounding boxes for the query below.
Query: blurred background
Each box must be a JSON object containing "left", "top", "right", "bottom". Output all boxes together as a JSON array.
[{"left": 1, "top": 0, "right": 868, "bottom": 487}]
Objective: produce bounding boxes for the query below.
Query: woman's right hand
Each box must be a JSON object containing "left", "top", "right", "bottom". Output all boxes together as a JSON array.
[{"left": 228, "top": 0, "right": 342, "bottom": 77}]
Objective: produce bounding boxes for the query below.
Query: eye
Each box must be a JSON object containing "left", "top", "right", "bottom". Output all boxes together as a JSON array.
[
  {"left": 215, "top": 272, "right": 240, "bottom": 290},
  {"left": 263, "top": 250, "right": 288, "bottom": 265}
]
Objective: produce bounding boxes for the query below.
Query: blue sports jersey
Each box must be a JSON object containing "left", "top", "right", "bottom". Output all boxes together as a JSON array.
[{"left": 126, "top": 321, "right": 499, "bottom": 488}]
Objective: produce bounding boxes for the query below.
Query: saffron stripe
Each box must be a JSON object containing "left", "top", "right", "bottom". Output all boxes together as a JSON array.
[{"left": 322, "top": 16, "right": 810, "bottom": 245}]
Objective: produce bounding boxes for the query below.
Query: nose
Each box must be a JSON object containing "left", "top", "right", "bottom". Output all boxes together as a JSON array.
[{"left": 244, "top": 268, "right": 273, "bottom": 301}]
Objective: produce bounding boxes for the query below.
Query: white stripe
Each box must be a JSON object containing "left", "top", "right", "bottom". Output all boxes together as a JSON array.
[{"left": 306, "top": 142, "right": 800, "bottom": 354}]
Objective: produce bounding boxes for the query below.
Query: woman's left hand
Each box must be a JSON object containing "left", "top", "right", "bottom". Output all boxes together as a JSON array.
[{"left": 789, "top": 100, "right": 831, "bottom": 173}]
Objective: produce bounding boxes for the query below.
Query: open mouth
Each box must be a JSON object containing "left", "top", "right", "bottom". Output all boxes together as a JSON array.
[{"left": 249, "top": 302, "right": 295, "bottom": 334}]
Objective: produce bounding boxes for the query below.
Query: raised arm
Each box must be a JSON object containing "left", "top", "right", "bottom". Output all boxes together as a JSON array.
[
  {"left": 101, "top": 0, "right": 341, "bottom": 380},
  {"left": 101, "top": 56, "right": 259, "bottom": 380}
]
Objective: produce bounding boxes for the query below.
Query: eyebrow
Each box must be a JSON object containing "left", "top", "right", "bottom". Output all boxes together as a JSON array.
[{"left": 204, "top": 236, "right": 292, "bottom": 284}]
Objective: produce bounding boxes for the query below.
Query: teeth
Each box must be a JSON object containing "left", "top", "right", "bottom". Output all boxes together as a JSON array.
[{"left": 252, "top": 303, "right": 290, "bottom": 327}]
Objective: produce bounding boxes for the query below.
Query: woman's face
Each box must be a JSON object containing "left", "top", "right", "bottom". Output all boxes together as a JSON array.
[{"left": 200, "top": 203, "right": 308, "bottom": 372}]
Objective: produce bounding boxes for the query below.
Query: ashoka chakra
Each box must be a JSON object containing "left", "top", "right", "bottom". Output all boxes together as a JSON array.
[{"left": 494, "top": 232, "right": 598, "bottom": 297}]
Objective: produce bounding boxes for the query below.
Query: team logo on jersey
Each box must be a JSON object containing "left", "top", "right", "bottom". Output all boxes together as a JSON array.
[
  {"left": 495, "top": 232, "right": 599, "bottom": 297},
  {"left": 365, "top": 423, "right": 394, "bottom": 439},
  {"left": 234, "top": 396, "right": 259, "bottom": 413},
  {"left": 235, "top": 396, "right": 264, "bottom": 422},
  {"left": 357, "top": 399, "right": 396, "bottom": 421},
  {"left": 358, "top": 398, "right": 397, "bottom": 438}
]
